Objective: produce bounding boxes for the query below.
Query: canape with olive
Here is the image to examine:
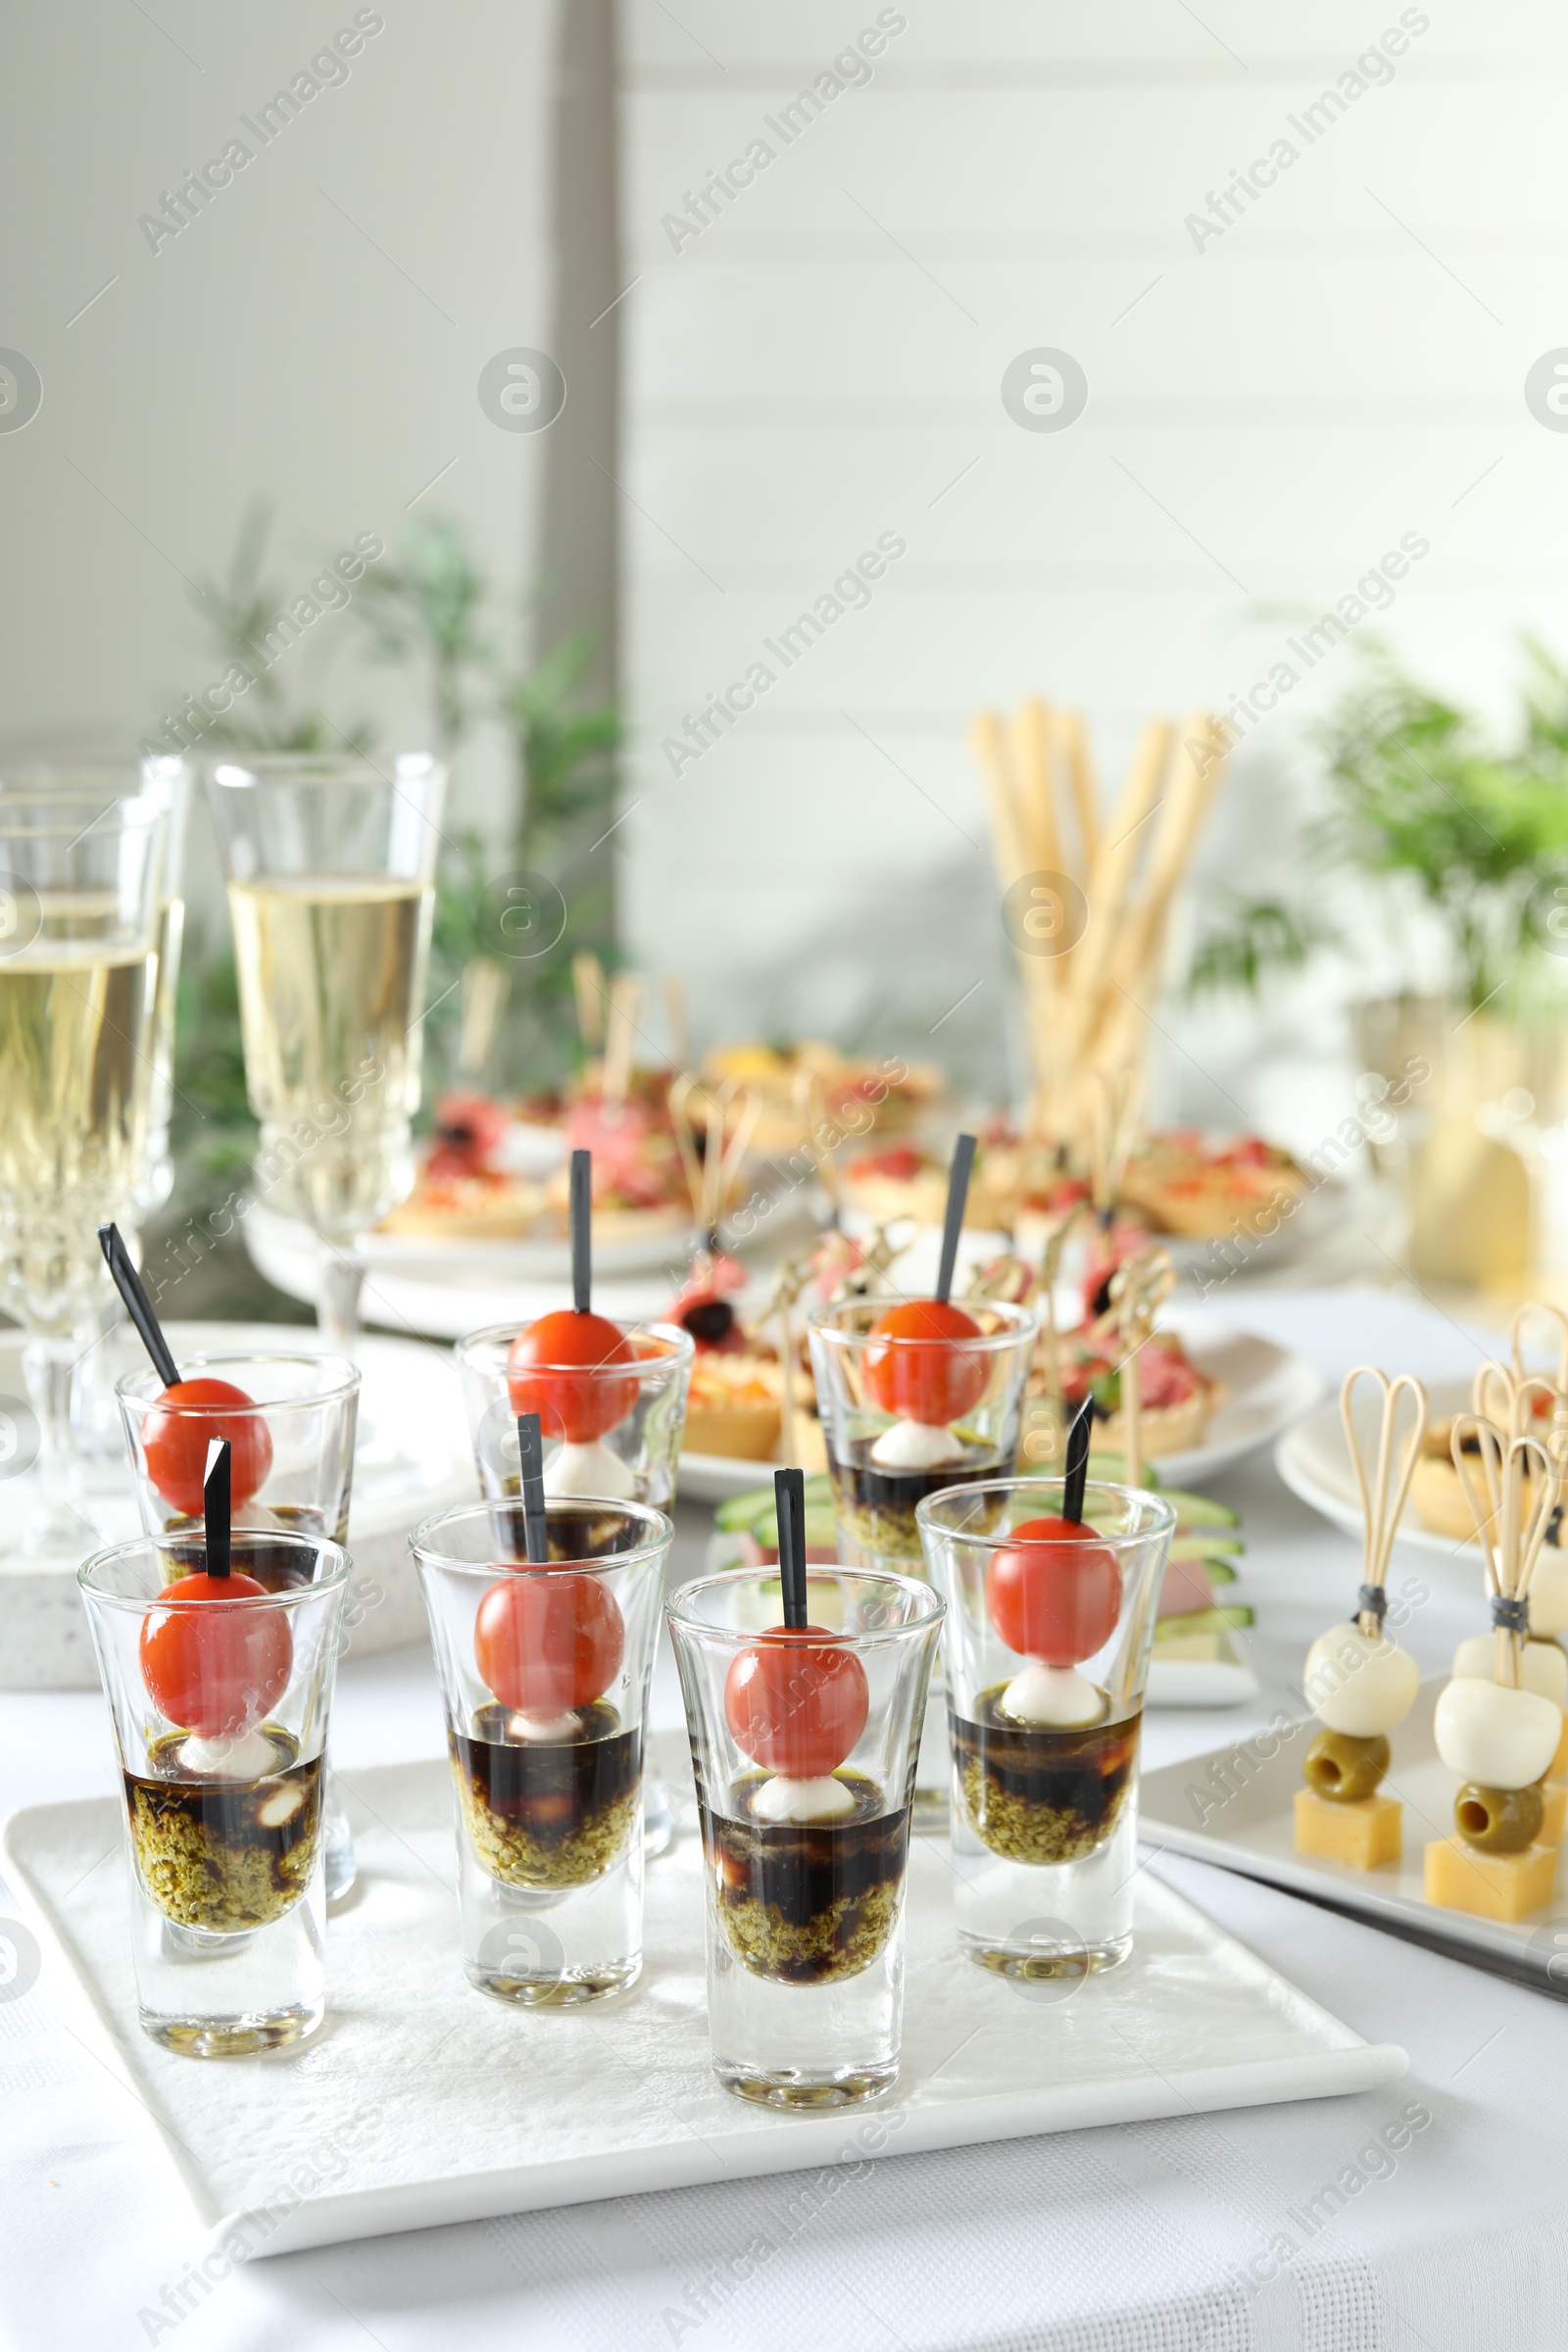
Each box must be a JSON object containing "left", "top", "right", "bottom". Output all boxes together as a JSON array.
[{"left": 1294, "top": 1367, "right": 1425, "bottom": 1872}]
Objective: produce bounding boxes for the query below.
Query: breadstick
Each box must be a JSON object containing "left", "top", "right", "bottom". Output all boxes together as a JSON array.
[{"left": 1054, "top": 709, "right": 1100, "bottom": 875}]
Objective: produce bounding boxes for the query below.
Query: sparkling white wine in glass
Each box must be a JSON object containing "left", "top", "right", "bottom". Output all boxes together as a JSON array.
[
  {"left": 227, "top": 874, "right": 433, "bottom": 1239},
  {"left": 0, "top": 775, "right": 166, "bottom": 1554},
  {"left": 0, "top": 923, "right": 155, "bottom": 1334}
]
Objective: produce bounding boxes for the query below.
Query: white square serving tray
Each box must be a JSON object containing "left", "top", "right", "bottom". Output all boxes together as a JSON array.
[
  {"left": 1142, "top": 1680, "right": 1568, "bottom": 1993},
  {"left": 2, "top": 1739, "right": 1405, "bottom": 2256}
]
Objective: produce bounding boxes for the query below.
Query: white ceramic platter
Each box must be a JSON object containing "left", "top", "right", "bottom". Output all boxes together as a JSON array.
[
  {"left": 1274, "top": 1379, "right": 1478, "bottom": 1569},
  {"left": 0, "top": 1321, "right": 471, "bottom": 1688},
  {"left": 1, "top": 1739, "right": 1404, "bottom": 2257},
  {"left": 1142, "top": 1679, "right": 1568, "bottom": 1993}
]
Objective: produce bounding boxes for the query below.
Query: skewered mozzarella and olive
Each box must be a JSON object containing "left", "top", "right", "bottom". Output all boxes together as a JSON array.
[
  {"left": 1303, "top": 1626, "right": 1420, "bottom": 1738},
  {"left": 1433, "top": 1676, "right": 1561, "bottom": 1791},
  {"left": 1451, "top": 1634, "right": 1568, "bottom": 1709}
]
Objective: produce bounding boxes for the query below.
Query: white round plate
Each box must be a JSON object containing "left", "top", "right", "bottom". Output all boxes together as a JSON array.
[
  {"left": 243, "top": 1196, "right": 822, "bottom": 1341},
  {"left": 677, "top": 1449, "right": 793, "bottom": 1503},
  {"left": 1275, "top": 1378, "right": 1478, "bottom": 1565},
  {"left": 674, "top": 1313, "right": 1322, "bottom": 1503},
  {"left": 246, "top": 1198, "right": 698, "bottom": 1286}
]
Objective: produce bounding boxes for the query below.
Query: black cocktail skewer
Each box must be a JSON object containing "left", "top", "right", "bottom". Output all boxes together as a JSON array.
[
  {"left": 570, "top": 1149, "right": 592, "bottom": 1315},
  {"left": 1062, "top": 1396, "right": 1094, "bottom": 1525},
  {"left": 775, "top": 1465, "right": 808, "bottom": 1630},
  {"left": 204, "top": 1437, "right": 232, "bottom": 1582},
  {"left": 516, "top": 1411, "right": 549, "bottom": 1565},
  {"left": 98, "top": 1221, "right": 179, "bottom": 1389},
  {"left": 934, "top": 1133, "right": 976, "bottom": 1306}
]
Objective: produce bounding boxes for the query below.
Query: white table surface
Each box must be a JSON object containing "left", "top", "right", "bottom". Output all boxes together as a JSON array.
[{"left": 7, "top": 1287, "right": 1568, "bottom": 2352}]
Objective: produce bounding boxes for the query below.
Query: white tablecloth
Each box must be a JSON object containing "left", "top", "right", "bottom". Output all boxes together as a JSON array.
[{"left": 7, "top": 1289, "right": 1568, "bottom": 2352}]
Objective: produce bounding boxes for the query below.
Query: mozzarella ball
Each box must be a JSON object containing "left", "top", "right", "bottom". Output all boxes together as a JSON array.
[
  {"left": 1434, "top": 1676, "right": 1561, "bottom": 1790},
  {"left": 751, "top": 1775, "right": 855, "bottom": 1823},
  {"left": 543, "top": 1439, "right": 637, "bottom": 1499},
  {"left": 1527, "top": 1549, "right": 1568, "bottom": 1638},
  {"left": 998, "top": 1660, "right": 1105, "bottom": 1727},
  {"left": 869, "top": 1418, "right": 966, "bottom": 1470},
  {"left": 1303, "top": 1625, "right": 1420, "bottom": 1737},
  {"left": 1451, "top": 1635, "right": 1568, "bottom": 1709}
]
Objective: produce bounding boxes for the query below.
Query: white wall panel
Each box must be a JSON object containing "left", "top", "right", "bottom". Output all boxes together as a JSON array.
[{"left": 617, "top": 2, "right": 1568, "bottom": 1130}]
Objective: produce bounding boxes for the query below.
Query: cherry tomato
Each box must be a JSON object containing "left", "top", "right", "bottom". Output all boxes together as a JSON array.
[
  {"left": 724, "top": 1629, "right": 869, "bottom": 1778},
  {"left": 139, "top": 1571, "right": 293, "bottom": 1738},
  {"left": 142, "top": 1379, "right": 273, "bottom": 1519},
  {"left": 474, "top": 1569, "right": 624, "bottom": 1713},
  {"left": 861, "top": 1298, "right": 988, "bottom": 1426},
  {"left": 506, "top": 1309, "right": 639, "bottom": 1445},
  {"left": 985, "top": 1516, "right": 1122, "bottom": 1666}
]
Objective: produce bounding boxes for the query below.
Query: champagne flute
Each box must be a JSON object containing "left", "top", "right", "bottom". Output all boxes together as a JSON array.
[
  {"left": 0, "top": 773, "right": 169, "bottom": 1551},
  {"left": 204, "top": 753, "right": 446, "bottom": 1350},
  {"left": 0, "top": 757, "right": 191, "bottom": 1461}
]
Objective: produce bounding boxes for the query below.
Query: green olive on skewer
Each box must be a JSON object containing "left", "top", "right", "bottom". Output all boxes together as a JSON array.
[
  {"left": 1453, "top": 1779, "right": 1544, "bottom": 1854},
  {"left": 1302, "top": 1729, "right": 1391, "bottom": 1805}
]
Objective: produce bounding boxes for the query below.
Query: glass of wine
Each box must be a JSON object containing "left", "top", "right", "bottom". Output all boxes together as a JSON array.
[
  {"left": 0, "top": 757, "right": 192, "bottom": 1463},
  {"left": 0, "top": 774, "right": 170, "bottom": 1552},
  {"left": 204, "top": 753, "right": 446, "bottom": 1350}
]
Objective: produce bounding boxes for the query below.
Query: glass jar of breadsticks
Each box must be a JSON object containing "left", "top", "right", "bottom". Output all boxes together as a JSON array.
[
  {"left": 966, "top": 702, "right": 1229, "bottom": 1156},
  {"left": 1295, "top": 1369, "right": 1425, "bottom": 1871},
  {"left": 1426, "top": 1369, "right": 1568, "bottom": 1924}
]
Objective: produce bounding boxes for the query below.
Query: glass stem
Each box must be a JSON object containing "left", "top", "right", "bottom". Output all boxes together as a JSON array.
[
  {"left": 318, "top": 1245, "right": 365, "bottom": 1355},
  {"left": 22, "top": 1334, "right": 95, "bottom": 1551}
]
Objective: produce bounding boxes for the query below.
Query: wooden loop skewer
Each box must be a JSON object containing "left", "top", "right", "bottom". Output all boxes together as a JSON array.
[
  {"left": 1340, "top": 1365, "right": 1429, "bottom": 1635},
  {"left": 572, "top": 952, "right": 606, "bottom": 1053},
  {"left": 456, "top": 956, "right": 509, "bottom": 1080},
  {"left": 603, "top": 973, "right": 640, "bottom": 1115},
  {"left": 668, "top": 1071, "right": 709, "bottom": 1225},
  {"left": 662, "top": 973, "right": 689, "bottom": 1072},
  {"left": 1035, "top": 1195, "right": 1086, "bottom": 1424},
  {"left": 793, "top": 1068, "right": 845, "bottom": 1226},
  {"left": 1106, "top": 1245, "right": 1175, "bottom": 1494},
  {"left": 1452, "top": 1415, "right": 1558, "bottom": 1687},
  {"left": 1450, "top": 1411, "right": 1506, "bottom": 1597},
  {"left": 1089, "top": 1065, "right": 1145, "bottom": 1221},
  {"left": 1511, "top": 1299, "right": 1568, "bottom": 1476}
]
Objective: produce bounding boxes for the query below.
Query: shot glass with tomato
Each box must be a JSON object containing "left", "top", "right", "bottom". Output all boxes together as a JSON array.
[
  {"left": 78, "top": 1505, "right": 350, "bottom": 2050},
  {"left": 665, "top": 1490, "right": 945, "bottom": 2105},
  {"left": 861, "top": 1132, "right": 987, "bottom": 1472},
  {"left": 103, "top": 1223, "right": 362, "bottom": 1553},
  {"left": 462, "top": 1171, "right": 694, "bottom": 1504},
  {"left": 410, "top": 1494, "right": 674, "bottom": 2004},
  {"left": 116, "top": 1350, "right": 360, "bottom": 1549},
  {"left": 455, "top": 1315, "right": 693, "bottom": 1517},
  {"left": 720, "top": 1467, "right": 869, "bottom": 1821},
  {"left": 100, "top": 1222, "right": 273, "bottom": 1519},
  {"left": 915, "top": 1464, "right": 1178, "bottom": 1978}
]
